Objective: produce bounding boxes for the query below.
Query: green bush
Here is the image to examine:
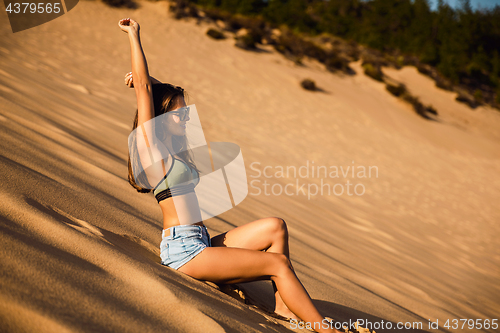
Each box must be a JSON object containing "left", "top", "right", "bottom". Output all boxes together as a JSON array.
[
  {"left": 395, "top": 55, "right": 405, "bottom": 69},
  {"left": 473, "top": 89, "right": 483, "bottom": 104},
  {"left": 362, "top": 63, "right": 383, "bottom": 82}
]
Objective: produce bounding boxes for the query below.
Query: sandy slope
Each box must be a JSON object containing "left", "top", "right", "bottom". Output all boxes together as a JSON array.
[{"left": 0, "top": 1, "right": 499, "bottom": 332}]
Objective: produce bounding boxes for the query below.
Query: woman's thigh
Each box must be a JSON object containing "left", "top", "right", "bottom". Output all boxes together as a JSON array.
[
  {"left": 210, "top": 217, "right": 286, "bottom": 251},
  {"left": 178, "top": 246, "right": 289, "bottom": 284}
]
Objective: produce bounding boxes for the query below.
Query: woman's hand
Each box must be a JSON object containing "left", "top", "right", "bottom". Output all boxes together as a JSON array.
[
  {"left": 118, "top": 18, "right": 140, "bottom": 35},
  {"left": 125, "top": 71, "right": 134, "bottom": 88}
]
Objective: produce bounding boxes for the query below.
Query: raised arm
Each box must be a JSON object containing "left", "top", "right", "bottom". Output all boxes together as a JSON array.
[
  {"left": 120, "top": 18, "right": 168, "bottom": 188},
  {"left": 118, "top": 18, "right": 154, "bottom": 127}
]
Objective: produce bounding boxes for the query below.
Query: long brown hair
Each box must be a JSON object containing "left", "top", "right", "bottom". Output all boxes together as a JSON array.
[{"left": 127, "top": 83, "right": 197, "bottom": 192}]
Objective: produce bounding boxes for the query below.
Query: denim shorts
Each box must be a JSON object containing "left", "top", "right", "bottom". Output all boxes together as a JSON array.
[{"left": 160, "top": 225, "right": 211, "bottom": 270}]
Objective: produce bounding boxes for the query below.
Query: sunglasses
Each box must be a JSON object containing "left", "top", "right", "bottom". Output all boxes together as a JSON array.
[{"left": 170, "top": 106, "right": 190, "bottom": 121}]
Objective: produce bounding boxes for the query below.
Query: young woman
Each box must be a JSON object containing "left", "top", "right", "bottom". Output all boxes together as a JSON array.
[{"left": 118, "top": 17, "right": 339, "bottom": 333}]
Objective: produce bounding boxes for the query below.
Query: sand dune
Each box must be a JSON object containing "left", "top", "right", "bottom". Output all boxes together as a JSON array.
[{"left": 1, "top": 1, "right": 499, "bottom": 332}]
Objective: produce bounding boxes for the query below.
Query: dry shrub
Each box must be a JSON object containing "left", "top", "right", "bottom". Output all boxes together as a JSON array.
[
  {"left": 325, "top": 52, "right": 350, "bottom": 73},
  {"left": 361, "top": 49, "right": 389, "bottom": 68},
  {"left": 227, "top": 15, "right": 267, "bottom": 34},
  {"left": 426, "top": 105, "right": 438, "bottom": 115},
  {"left": 384, "top": 53, "right": 405, "bottom": 69},
  {"left": 362, "top": 63, "right": 383, "bottom": 82},
  {"left": 206, "top": 28, "right": 225, "bottom": 40},
  {"left": 403, "top": 94, "right": 438, "bottom": 118},
  {"left": 435, "top": 75, "right": 453, "bottom": 90},
  {"left": 274, "top": 29, "right": 352, "bottom": 72},
  {"left": 345, "top": 39, "right": 360, "bottom": 61},
  {"left": 455, "top": 93, "right": 478, "bottom": 108},
  {"left": 274, "top": 30, "right": 324, "bottom": 60},
  {"left": 385, "top": 82, "right": 407, "bottom": 97},
  {"left": 385, "top": 81, "right": 438, "bottom": 118},
  {"left": 301, "top": 79, "right": 316, "bottom": 91},
  {"left": 102, "top": 0, "right": 137, "bottom": 8},
  {"left": 416, "top": 63, "right": 432, "bottom": 76},
  {"left": 235, "top": 33, "right": 257, "bottom": 50},
  {"left": 169, "top": 0, "right": 199, "bottom": 19},
  {"left": 473, "top": 89, "right": 483, "bottom": 104}
]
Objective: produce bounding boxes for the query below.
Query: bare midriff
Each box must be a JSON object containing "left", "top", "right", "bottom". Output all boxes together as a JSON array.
[{"left": 158, "top": 192, "right": 204, "bottom": 229}]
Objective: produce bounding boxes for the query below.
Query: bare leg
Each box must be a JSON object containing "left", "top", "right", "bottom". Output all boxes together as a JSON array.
[
  {"left": 178, "top": 246, "right": 338, "bottom": 333},
  {"left": 210, "top": 217, "right": 296, "bottom": 319}
]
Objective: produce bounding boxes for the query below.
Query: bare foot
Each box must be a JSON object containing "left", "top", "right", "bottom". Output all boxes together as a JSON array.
[{"left": 274, "top": 305, "right": 300, "bottom": 321}]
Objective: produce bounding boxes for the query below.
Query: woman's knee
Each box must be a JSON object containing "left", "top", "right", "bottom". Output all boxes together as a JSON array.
[
  {"left": 267, "top": 217, "right": 288, "bottom": 238},
  {"left": 269, "top": 253, "right": 293, "bottom": 278}
]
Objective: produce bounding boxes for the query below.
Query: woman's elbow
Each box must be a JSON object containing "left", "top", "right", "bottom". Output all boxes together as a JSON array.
[{"left": 134, "top": 81, "right": 152, "bottom": 91}]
